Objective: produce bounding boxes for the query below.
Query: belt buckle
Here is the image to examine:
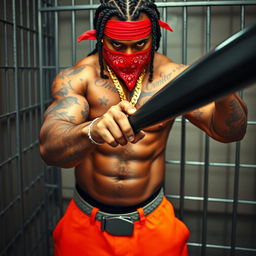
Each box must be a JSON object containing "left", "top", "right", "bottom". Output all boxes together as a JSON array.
[{"left": 101, "top": 216, "right": 134, "bottom": 236}]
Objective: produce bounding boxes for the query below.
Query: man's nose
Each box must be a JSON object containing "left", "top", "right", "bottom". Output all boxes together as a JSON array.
[{"left": 124, "top": 47, "right": 135, "bottom": 54}]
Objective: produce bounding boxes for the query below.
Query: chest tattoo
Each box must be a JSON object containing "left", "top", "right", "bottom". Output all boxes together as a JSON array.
[
  {"left": 99, "top": 96, "right": 110, "bottom": 106},
  {"left": 95, "top": 78, "right": 117, "bottom": 93}
]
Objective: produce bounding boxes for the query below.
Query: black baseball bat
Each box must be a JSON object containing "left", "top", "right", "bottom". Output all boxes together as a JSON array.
[{"left": 129, "top": 23, "right": 256, "bottom": 133}]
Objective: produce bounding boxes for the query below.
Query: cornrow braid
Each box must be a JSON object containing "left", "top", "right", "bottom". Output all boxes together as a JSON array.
[
  {"left": 90, "top": 0, "right": 162, "bottom": 83},
  {"left": 95, "top": 7, "right": 125, "bottom": 79},
  {"left": 136, "top": 3, "right": 161, "bottom": 82}
]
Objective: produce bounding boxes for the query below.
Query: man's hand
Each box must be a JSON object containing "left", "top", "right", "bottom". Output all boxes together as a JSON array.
[{"left": 89, "top": 101, "right": 145, "bottom": 147}]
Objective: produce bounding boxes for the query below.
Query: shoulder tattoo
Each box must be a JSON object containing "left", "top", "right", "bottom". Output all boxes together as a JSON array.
[{"left": 57, "top": 66, "right": 86, "bottom": 80}]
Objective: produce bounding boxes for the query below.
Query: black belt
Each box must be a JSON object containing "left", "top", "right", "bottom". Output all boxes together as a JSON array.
[{"left": 73, "top": 188, "right": 164, "bottom": 236}]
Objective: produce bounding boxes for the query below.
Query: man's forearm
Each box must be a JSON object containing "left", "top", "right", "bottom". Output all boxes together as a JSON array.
[
  {"left": 40, "top": 120, "right": 94, "bottom": 168},
  {"left": 211, "top": 94, "right": 247, "bottom": 142}
]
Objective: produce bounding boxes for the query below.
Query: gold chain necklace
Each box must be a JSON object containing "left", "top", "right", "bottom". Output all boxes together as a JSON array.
[{"left": 106, "top": 65, "right": 145, "bottom": 106}]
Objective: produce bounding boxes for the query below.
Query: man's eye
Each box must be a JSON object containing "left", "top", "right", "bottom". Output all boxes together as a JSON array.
[
  {"left": 136, "top": 41, "right": 146, "bottom": 47},
  {"left": 112, "top": 42, "right": 122, "bottom": 48}
]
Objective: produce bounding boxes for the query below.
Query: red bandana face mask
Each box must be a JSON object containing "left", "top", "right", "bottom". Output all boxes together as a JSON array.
[
  {"left": 77, "top": 18, "right": 173, "bottom": 91},
  {"left": 103, "top": 45, "right": 151, "bottom": 91}
]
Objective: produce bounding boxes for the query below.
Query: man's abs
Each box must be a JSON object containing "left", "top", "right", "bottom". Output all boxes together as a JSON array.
[{"left": 75, "top": 142, "right": 166, "bottom": 207}]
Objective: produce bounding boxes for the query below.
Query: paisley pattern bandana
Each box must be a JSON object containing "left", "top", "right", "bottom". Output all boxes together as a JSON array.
[
  {"left": 103, "top": 46, "right": 151, "bottom": 91},
  {"left": 77, "top": 18, "right": 172, "bottom": 90}
]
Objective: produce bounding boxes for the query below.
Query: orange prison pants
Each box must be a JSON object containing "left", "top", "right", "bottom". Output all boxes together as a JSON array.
[{"left": 53, "top": 197, "right": 189, "bottom": 256}]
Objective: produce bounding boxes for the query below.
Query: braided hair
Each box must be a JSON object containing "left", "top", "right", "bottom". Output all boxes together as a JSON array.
[{"left": 89, "top": 0, "right": 162, "bottom": 82}]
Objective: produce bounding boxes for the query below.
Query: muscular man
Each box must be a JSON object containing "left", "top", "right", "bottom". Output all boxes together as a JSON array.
[{"left": 39, "top": 1, "right": 247, "bottom": 255}]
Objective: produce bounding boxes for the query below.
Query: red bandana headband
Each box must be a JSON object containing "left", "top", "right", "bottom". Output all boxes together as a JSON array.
[{"left": 77, "top": 19, "right": 173, "bottom": 42}]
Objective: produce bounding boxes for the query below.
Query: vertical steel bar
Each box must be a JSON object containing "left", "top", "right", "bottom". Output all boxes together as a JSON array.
[
  {"left": 33, "top": 0, "right": 40, "bottom": 147},
  {"left": 3, "top": 0, "right": 12, "bottom": 199},
  {"left": 27, "top": 0, "right": 35, "bottom": 252},
  {"left": 89, "top": 0, "right": 94, "bottom": 51},
  {"left": 201, "top": 3, "right": 211, "bottom": 256},
  {"left": 71, "top": 0, "right": 76, "bottom": 65},
  {"left": 230, "top": 144, "right": 240, "bottom": 256},
  {"left": 3, "top": 0, "right": 8, "bottom": 145},
  {"left": 27, "top": 3, "right": 35, "bottom": 249},
  {"left": 38, "top": 1, "right": 50, "bottom": 255},
  {"left": 179, "top": 0, "right": 188, "bottom": 221},
  {"left": 201, "top": 135, "right": 210, "bottom": 256},
  {"left": 27, "top": 0, "right": 33, "bottom": 150},
  {"left": 162, "top": 0, "right": 167, "bottom": 193},
  {"left": 54, "top": 0, "right": 63, "bottom": 217},
  {"left": 12, "top": 0, "right": 25, "bottom": 255},
  {"left": 230, "top": 4, "right": 245, "bottom": 256},
  {"left": 20, "top": 0, "right": 27, "bottom": 190},
  {"left": 2, "top": 0, "right": 8, "bottom": 250},
  {"left": 44, "top": 4, "right": 52, "bottom": 249},
  {"left": 162, "top": 0, "right": 168, "bottom": 56},
  {"left": 182, "top": 1, "right": 188, "bottom": 65}
]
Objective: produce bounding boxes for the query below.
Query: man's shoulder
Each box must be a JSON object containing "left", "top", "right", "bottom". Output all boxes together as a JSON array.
[
  {"left": 152, "top": 52, "right": 188, "bottom": 84},
  {"left": 59, "top": 54, "right": 100, "bottom": 81},
  {"left": 73, "top": 53, "right": 99, "bottom": 76},
  {"left": 52, "top": 54, "right": 100, "bottom": 94},
  {"left": 154, "top": 52, "right": 187, "bottom": 72}
]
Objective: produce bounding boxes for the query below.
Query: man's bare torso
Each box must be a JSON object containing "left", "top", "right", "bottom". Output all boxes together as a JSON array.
[{"left": 72, "top": 52, "right": 186, "bottom": 206}]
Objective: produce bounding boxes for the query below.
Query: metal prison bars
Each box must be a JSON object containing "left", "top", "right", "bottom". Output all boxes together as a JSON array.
[
  {"left": 0, "top": 0, "right": 60, "bottom": 256},
  {"left": 0, "top": 0, "right": 255, "bottom": 256}
]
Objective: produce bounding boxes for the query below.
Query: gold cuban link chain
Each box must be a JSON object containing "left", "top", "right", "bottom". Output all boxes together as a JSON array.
[{"left": 106, "top": 65, "right": 145, "bottom": 106}]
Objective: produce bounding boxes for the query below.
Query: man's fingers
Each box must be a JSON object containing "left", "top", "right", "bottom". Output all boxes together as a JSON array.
[
  {"left": 118, "top": 100, "right": 137, "bottom": 115},
  {"left": 106, "top": 119, "right": 128, "bottom": 146},
  {"left": 108, "top": 101, "right": 137, "bottom": 142},
  {"left": 111, "top": 112, "right": 135, "bottom": 143},
  {"left": 89, "top": 101, "right": 144, "bottom": 147},
  {"left": 99, "top": 129, "right": 118, "bottom": 147}
]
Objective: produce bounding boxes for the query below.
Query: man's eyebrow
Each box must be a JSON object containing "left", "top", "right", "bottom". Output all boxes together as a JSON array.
[
  {"left": 110, "top": 39, "right": 122, "bottom": 44},
  {"left": 131, "top": 38, "right": 149, "bottom": 46},
  {"left": 136, "top": 38, "right": 149, "bottom": 43}
]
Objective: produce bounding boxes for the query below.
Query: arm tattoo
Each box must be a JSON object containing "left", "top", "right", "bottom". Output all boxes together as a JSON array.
[
  {"left": 225, "top": 100, "right": 247, "bottom": 136},
  {"left": 54, "top": 122, "right": 74, "bottom": 135},
  {"left": 51, "top": 66, "right": 85, "bottom": 95},
  {"left": 53, "top": 86, "right": 69, "bottom": 97},
  {"left": 44, "top": 122, "right": 87, "bottom": 165},
  {"left": 53, "top": 80, "right": 74, "bottom": 97},
  {"left": 65, "top": 80, "right": 74, "bottom": 90},
  {"left": 81, "top": 102, "right": 89, "bottom": 120},
  {"left": 45, "top": 96, "right": 80, "bottom": 115},
  {"left": 57, "top": 66, "right": 86, "bottom": 79},
  {"left": 42, "top": 120, "right": 73, "bottom": 141},
  {"left": 225, "top": 100, "right": 246, "bottom": 127},
  {"left": 52, "top": 112, "right": 76, "bottom": 122},
  {"left": 211, "top": 99, "right": 247, "bottom": 138}
]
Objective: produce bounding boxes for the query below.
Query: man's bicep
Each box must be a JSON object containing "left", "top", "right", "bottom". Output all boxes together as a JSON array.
[
  {"left": 44, "top": 65, "right": 90, "bottom": 124},
  {"left": 44, "top": 94, "right": 89, "bottom": 124},
  {"left": 51, "top": 65, "right": 87, "bottom": 97},
  {"left": 184, "top": 103, "right": 214, "bottom": 133}
]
